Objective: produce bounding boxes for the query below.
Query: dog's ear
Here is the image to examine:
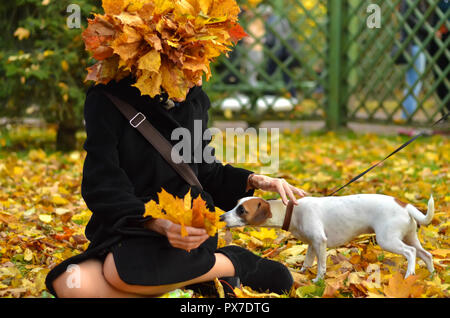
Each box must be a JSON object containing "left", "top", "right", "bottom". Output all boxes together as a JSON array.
[
  {"left": 259, "top": 200, "right": 272, "bottom": 218},
  {"left": 249, "top": 200, "right": 272, "bottom": 225}
]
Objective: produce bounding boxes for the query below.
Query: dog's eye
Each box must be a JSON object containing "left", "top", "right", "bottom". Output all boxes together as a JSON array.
[{"left": 237, "top": 205, "right": 246, "bottom": 216}]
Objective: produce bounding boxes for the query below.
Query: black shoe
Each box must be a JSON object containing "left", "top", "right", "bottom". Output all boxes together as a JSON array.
[{"left": 217, "top": 245, "right": 293, "bottom": 295}]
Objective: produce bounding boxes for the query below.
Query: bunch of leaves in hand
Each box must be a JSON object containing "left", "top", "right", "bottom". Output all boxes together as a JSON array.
[
  {"left": 144, "top": 188, "right": 226, "bottom": 237},
  {"left": 82, "top": 0, "right": 247, "bottom": 101}
]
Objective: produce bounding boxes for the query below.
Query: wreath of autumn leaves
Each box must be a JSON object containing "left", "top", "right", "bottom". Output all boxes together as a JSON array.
[{"left": 82, "top": 0, "right": 247, "bottom": 102}]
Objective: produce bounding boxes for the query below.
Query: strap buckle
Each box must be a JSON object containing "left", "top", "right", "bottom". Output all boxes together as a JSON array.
[{"left": 130, "top": 112, "right": 146, "bottom": 128}]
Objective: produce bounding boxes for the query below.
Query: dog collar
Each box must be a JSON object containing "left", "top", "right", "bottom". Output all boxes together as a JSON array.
[{"left": 282, "top": 200, "right": 295, "bottom": 231}]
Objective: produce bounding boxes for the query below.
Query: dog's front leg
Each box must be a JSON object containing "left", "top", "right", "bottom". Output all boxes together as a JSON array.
[
  {"left": 300, "top": 246, "right": 315, "bottom": 273},
  {"left": 312, "top": 238, "right": 327, "bottom": 283}
]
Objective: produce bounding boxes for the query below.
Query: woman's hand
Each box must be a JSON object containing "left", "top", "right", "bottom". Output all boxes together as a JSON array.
[
  {"left": 247, "top": 174, "right": 308, "bottom": 206},
  {"left": 145, "top": 218, "right": 209, "bottom": 252}
]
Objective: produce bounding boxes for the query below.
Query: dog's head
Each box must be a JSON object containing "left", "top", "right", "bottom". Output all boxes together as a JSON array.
[{"left": 220, "top": 197, "right": 272, "bottom": 227}]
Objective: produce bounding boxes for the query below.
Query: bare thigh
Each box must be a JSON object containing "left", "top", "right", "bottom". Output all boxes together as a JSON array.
[
  {"left": 52, "top": 258, "right": 144, "bottom": 298},
  {"left": 103, "top": 252, "right": 235, "bottom": 296}
]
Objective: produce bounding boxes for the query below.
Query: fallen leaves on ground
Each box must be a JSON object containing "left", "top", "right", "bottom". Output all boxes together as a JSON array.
[{"left": 0, "top": 128, "right": 448, "bottom": 298}]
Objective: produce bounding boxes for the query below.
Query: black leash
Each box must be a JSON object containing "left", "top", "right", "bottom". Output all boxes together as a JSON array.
[{"left": 327, "top": 112, "right": 449, "bottom": 196}]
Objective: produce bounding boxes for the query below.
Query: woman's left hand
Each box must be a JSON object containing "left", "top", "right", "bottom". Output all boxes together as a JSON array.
[{"left": 247, "top": 174, "right": 308, "bottom": 206}]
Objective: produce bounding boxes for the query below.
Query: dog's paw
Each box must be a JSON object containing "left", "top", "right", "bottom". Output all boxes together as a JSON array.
[
  {"left": 312, "top": 277, "right": 324, "bottom": 284},
  {"left": 429, "top": 270, "right": 437, "bottom": 279},
  {"left": 404, "top": 271, "right": 416, "bottom": 279}
]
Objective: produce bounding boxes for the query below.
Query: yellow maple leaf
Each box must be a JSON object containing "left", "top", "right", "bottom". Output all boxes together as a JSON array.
[
  {"left": 431, "top": 249, "right": 450, "bottom": 258},
  {"left": 133, "top": 70, "right": 162, "bottom": 97},
  {"left": 160, "top": 62, "right": 192, "bottom": 102},
  {"left": 137, "top": 50, "right": 161, "bottom": 72},
  {"left": 24, "top": 248, "right": 33, "bottom": 262},
  {"left": 52, "top": 195, "right": 69, "bottom": 206},
  {"left": 126, "top": 0, "right": 146, "bottom": 12},
  {"left": 249, "top": 228, "right": 278, "bottom": 241},
  {"left": 143, "top": 188, "right": 225, "bottom": 237},
  {"left": 38, "top": 214, "right": 52, "bottom": 224},
  {"left": 14, "top": 27, "right": 30, "bottom": 40},
  {"left": 102, "top": 0, "right": 129, "bottom": 15}
]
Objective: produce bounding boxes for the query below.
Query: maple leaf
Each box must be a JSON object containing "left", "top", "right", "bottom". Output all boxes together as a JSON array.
[
  {"left": 133, "top": 70, "right": 162, "bottom": 97},
  {"left": 160, "top": 61, "right": 193, "bottom": 102},
  {"left": 192, "top": 195, "right": 207, "bottom": 229},
  {"left": 137, "top": 50, "right": 161, "bottom": 72},
  {"left": 228, "top": 23, "right": 248, "bottom": 43},
  {"left": 249, "top": 228, "right": 278, "bottom": 242},
  {"left": 102, "top": 0, "right": 129, "bottom": 15},
  {"left": 143, "top": 188, "right": 225, "bottom": 237},
  {"left": 14, "top": 27, "right": 31, "bottom": 41},
  {"left": 384, "top": 273, "right": 423, "bottom": 298},
  {"left": 82, "top": 16, "right": 116, "bottom": 52}
]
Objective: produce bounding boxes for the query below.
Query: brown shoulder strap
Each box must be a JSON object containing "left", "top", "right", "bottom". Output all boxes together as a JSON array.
[
  {"left": 282, "top": 200, "right": 295, "bottom": 231},
  {"left": 101, "top": 90, "right": 203, "bottom": 191}
]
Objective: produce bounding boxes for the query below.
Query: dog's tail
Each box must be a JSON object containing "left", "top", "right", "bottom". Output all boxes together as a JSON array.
[{"left": 406, "top": 194, "right": 434, "bottom": 225}]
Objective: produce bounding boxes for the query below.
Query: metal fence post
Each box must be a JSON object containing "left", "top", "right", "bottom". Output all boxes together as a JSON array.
[{"left": 327, "top": 0, "right": 348, "bottom": 129}]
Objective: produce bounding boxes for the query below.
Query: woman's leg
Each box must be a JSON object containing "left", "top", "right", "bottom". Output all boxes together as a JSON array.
[
  {"left": 102, "top": 252, "right": 235, "bottom": 296},
  {"left": 52, "top": 259, "right": 146, "bottom": 298},
  {"left": 53, "top": 252, "right": 234, "bottom": 298}
]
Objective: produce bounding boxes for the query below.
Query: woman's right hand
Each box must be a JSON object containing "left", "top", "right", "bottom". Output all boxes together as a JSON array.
[{"left": 145, "top": 218, "right": 210, "bottom": 252}]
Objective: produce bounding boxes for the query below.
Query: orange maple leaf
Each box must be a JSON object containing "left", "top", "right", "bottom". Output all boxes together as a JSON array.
[{"left": 384, "top": 273, "right": 424, "bottom": 298}]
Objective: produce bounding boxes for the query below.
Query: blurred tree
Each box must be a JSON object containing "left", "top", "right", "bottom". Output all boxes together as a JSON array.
[{"left": 0, "top": 0, "right": 101, "bottom": 151}]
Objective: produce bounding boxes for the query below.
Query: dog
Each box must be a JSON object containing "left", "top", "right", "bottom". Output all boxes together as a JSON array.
[{"left": 221, "top": 194, "right": 435, "bottom": 282}]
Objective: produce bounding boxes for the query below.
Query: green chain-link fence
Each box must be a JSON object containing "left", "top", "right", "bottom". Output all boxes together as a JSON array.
[{"left": 204, "top": 0, "right": 449, "bottom": 128}]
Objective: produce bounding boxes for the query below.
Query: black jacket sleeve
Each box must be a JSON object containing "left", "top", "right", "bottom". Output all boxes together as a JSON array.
[
  {"left": 195, "top": 90, "right": 255, "bottom": 211},
  {"left": 81, "top": 90, "right": 150, "bottom": 238}
]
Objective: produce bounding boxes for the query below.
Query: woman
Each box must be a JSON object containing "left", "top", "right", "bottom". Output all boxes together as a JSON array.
[
  {"left": 399, "top": 0, "right": 428, "bottom": 119},
  {"left": 44, "top": 74, "right": 306, "bottom": 298}
]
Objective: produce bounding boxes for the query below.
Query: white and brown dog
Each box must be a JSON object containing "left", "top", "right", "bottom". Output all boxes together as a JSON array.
[{"left": 221, "top": 194, "right": 435, "bottom": 282}]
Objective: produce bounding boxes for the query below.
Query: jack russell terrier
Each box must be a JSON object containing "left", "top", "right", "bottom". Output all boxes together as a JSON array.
[{"left": 221, "top": 194, "right": 435, "bottom": 282}]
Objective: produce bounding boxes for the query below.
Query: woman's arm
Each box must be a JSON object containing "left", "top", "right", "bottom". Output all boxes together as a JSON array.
[
  {"left": 81, "top": 90, "right": 149, "bottom": 237},
  {"left": 196, "top": 89, "right": 307, "bottom": 208},
  {"left": 246, "top": 174, "right": 307, "bottom": 205}
]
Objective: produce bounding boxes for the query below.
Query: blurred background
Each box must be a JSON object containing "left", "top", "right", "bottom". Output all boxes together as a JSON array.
[{"left": 0, "top": 0, "right": 448, "bottom": 151}]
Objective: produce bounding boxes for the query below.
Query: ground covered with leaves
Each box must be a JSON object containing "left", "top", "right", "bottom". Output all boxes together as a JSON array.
[{"left": 0, "top": 125, "right": 448, "bottom": 298}]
